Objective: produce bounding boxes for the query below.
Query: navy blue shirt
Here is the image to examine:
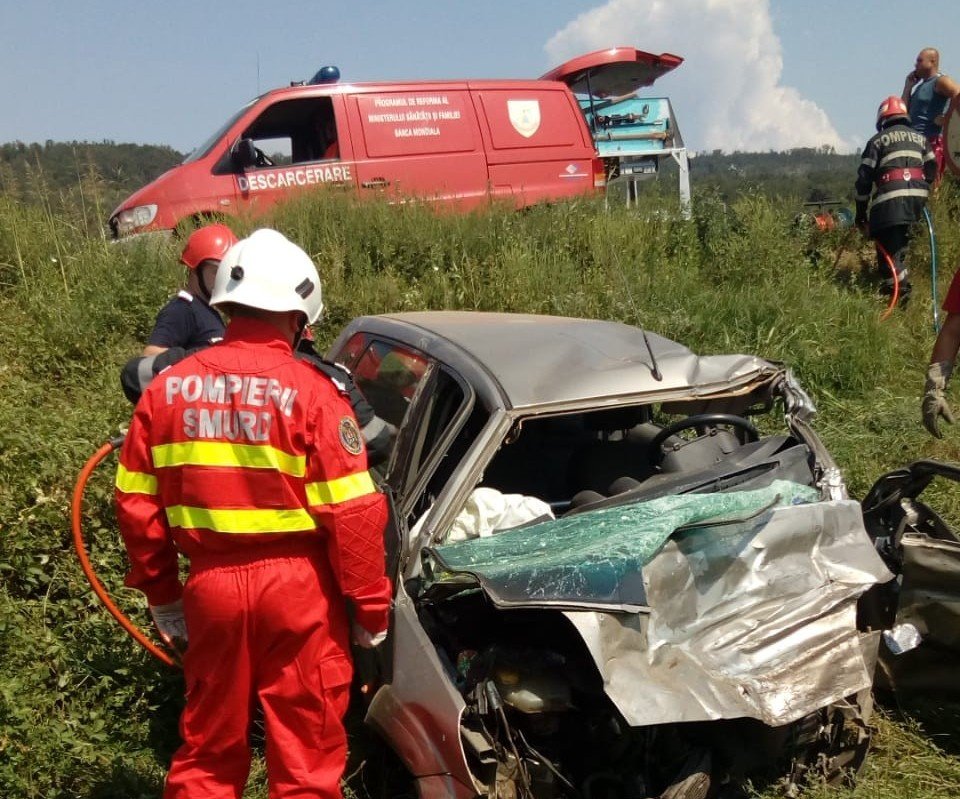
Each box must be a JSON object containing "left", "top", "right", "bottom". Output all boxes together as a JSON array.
[
  {"left": 908, "top": 74, "right": 949, "bottom": 138},
  {"left": 147, "top": 290, "right": 225, "bottom": 350}
]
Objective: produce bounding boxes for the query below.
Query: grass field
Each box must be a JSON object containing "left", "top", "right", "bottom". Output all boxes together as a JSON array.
[{"left": 2, "top": 182, "right": 960, "bottom": 797}]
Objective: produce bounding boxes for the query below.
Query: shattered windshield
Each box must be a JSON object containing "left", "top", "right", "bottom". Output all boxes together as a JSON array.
[{"left": 427, "top": 480, "right": 819, "bottom": 608}]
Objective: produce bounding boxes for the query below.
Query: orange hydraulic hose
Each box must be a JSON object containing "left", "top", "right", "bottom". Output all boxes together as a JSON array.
[
  {"left": 876, "top": 240, "right": 899, "bottom": 321},
  {"left": 71, "top": 439, "right": 178, "bottom": 668}
]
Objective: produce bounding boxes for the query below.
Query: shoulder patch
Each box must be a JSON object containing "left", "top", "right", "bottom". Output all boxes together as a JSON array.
[{"left": 338, "top": 416, "right": 363, "bottom": 455}]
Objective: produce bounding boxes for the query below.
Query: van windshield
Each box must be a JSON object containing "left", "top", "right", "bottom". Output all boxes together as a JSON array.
[{"left": 182, "top": 98, "right": 259, "bottom": 165}]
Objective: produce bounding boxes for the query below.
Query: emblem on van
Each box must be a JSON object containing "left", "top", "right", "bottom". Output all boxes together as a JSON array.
[{"left": 508, "top": 100, "right": 541, "bottom": 138}]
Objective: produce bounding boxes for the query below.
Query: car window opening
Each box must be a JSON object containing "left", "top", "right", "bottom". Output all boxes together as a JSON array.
[
  {"left": 215, "top": 97, "right": 341, "bottom": 174},
  {"left": 472, "top": 400, "right": 813, "bottom": 527}
]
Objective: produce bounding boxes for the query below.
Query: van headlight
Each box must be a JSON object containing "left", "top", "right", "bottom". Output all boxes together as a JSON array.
[{"left": 113, "top": 204, "right": 158, "bottom": 235}]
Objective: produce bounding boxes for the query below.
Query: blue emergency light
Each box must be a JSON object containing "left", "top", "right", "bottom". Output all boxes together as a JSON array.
[{"left": 309, "top": 66, "right": 341, "bottom": 85}]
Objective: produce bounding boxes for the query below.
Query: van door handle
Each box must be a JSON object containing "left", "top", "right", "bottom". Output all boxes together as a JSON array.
[{"left": 361, "top": 178, "right": 391, "bottom": 189}]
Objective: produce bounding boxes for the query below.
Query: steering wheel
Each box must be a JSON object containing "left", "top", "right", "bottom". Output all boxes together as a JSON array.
[
  {"left": 650, "top": 413, "right": 759, "bottom": 462},
  {"left": 254, "top": 147, "right": 274, "bottom": 167}
]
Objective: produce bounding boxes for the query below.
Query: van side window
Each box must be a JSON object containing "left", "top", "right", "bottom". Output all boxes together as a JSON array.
[{"left": 225, "top": 97, "right": 340, "bottom": 172}]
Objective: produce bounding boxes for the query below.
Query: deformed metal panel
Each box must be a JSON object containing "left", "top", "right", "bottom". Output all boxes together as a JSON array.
[
  {"left": 374, "top": 312, "right": 777, "bottom": 410},
  {"left": 365, "top": 586, "right": 476, "bottom": 788},
  {"left": 563, "top": 500, "right": 892, "bottom": 727},
  {"left": 898, "top": 534, "right": 960, "bottom": 650},
  {"left": 877, "top": 533, "right": 960, "bottom": 694}
]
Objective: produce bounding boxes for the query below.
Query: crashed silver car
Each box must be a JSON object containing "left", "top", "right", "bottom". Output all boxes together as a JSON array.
[{"left": 328, "top": 312, "right": 892, "bottom": 799}]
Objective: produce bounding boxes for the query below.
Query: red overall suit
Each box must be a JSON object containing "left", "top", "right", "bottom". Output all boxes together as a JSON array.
[{"left": 115, "top": 317, "right": 391, "bottom": 798}]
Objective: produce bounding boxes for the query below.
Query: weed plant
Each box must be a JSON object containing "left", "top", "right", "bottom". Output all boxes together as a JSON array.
[{"left": 2, "top": 179, "right": 960, "bottom": 797}]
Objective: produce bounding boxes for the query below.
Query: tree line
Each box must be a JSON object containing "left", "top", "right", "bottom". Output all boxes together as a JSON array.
[{"left": 0, "top": 139, "right": 863, "bottom": 215}]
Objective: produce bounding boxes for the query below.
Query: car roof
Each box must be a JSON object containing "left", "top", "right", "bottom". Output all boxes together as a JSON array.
[{"left": 348, "top": 312, "right": 774, "bottom": 410}]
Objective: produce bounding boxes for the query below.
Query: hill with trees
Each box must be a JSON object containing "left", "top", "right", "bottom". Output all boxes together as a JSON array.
[
  {"left": 689, "top": 147, "right": 861, "bottom": 203},
  {"left": 0, "top": 140, "right": 183, "bottom": 230},
  {"left": 0, "top": 140, "right": 866, "bottom": 220}
]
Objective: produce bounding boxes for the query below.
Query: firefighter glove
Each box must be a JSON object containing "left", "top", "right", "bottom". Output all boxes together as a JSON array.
[
  {"left": 922, "top": 361, "right": 955, "bottom": 439},
  {"left": 352, "top": 621, "right": 387, "bottom": 649},
  {"left": 150, "top": 599, "right": 188, "bottom": 654}
]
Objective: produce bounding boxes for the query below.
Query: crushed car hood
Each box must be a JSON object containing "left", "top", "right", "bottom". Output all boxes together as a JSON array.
[{"left": 428, "top": 484, "right": 891, "bottom": 726}]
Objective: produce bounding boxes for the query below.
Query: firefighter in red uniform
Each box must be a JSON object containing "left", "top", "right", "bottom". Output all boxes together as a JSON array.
[{"left": 115, "top": 228, "right": 391, "bottom": 798}]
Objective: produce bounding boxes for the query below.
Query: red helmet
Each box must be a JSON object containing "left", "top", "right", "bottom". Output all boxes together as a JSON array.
[
  {"left": 876, "top": 96, "right": 909, "bottom": 126},
  {"left": 180, "top": 224, "right": 239, "bottom": 270}
]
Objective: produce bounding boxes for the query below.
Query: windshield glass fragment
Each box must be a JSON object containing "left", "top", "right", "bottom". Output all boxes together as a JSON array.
[{"left": 427, "top": 480, "right": 819, "bottom": 607}]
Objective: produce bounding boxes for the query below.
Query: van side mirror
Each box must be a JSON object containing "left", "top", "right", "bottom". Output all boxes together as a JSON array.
[{"left": 232, "top": 138, "right": 257, "bottom": 169}]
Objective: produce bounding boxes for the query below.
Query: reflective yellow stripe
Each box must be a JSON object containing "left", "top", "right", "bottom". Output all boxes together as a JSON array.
[
  {"left": 165, "top": 505, "right": 316, "bottom": 534},
  {"left": 306, "top": 471, "right": 376, "bottom": 506},
  {"left": 115, "top": 464, "right": 158, "bottom": 495},
  {"left": 151, "top": 441, "right": 306, "bottom": 477}
]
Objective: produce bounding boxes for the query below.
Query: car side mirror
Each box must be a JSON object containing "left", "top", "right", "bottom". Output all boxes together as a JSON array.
[{"left": 232, "top": 138, "right": 257, "bottom": 169}]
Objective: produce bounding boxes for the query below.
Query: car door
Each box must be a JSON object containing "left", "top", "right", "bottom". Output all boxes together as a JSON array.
[
  {"left": 333, "top": 331, "right": 485, "bottom": 563},
  {"left": 335, "top": 336, "right": 484, "bottom": 787},
  {"left": 333, "top": 334, "right": 431, "bottom": 574}
]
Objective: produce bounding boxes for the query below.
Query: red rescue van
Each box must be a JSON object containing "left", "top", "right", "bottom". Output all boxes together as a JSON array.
[{"left": 109, "top": 48, "right": 681, "bottom": 237}]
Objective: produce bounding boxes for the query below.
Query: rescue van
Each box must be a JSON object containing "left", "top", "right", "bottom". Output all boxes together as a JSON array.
[{"left": 109, "top": 48, "right": 683, "bottom": 237}]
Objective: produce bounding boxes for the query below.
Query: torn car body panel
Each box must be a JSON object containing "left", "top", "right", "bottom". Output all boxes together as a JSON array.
[
  {"left": 429, "top": 490, "right": 890, "bottom": 727},
  {"left": 565, "top": 499, "right": 890, "bottom": 728},
  {"left": 861, "top": 460, "right": 960, "bottom": 696}
]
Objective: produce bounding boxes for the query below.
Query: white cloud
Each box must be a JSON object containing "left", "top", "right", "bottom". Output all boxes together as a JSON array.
[{"left": 545, "top": 0, "right": 853, "bottom": 153}]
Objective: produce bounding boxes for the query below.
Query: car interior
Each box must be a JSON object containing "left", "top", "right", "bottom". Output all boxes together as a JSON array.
[{"left": 478, "top": 399, "right": 818, "bottom": 519}]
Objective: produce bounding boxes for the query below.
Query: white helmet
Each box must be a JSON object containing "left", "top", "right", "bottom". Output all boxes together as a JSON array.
[{"left": 210, "top": 229, "right": 324, "bottom": 323}]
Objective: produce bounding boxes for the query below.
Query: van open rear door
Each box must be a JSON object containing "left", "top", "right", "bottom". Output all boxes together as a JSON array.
[{"left": 543, "top": 47, "right": 690, "bottom": 213}]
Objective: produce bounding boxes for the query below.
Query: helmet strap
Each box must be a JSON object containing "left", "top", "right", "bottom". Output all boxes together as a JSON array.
[
  {"left": 292, "top": 315, "right": 309, "bottom": 350},
  {"left": 195, "top": 260, "right": 218, "bottom": 302}
]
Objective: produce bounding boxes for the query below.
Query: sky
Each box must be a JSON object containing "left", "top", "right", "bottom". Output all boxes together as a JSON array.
[{"left": 3, "top": 0, "right": 959, "bottom": 155}]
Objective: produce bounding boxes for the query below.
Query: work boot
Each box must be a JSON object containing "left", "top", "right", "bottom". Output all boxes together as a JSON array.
[
  {"left": 897, "top": 281, "right": 912, "bottom": 308},
  {"left": 878, "top": 269, "right": 910, "bottom": 308}
]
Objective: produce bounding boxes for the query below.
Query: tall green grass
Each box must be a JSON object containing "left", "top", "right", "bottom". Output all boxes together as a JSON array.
[{"left": 2, "top": 181, "right": 960, "bottom": 797}]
